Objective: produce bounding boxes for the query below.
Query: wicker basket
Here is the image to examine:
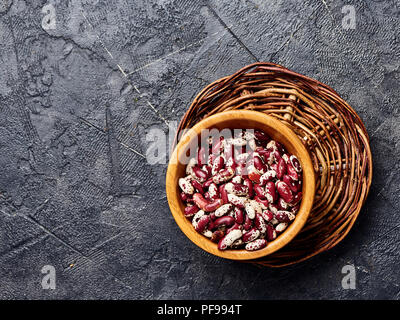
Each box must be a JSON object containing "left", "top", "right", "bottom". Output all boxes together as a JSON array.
[{"left": 175, "top": 62, "right": 373, "bottom": 267}]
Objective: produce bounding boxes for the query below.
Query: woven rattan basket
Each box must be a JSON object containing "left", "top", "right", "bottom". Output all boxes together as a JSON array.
[{"left": 174, "top": 62, "right": 373, "bottom": 267}]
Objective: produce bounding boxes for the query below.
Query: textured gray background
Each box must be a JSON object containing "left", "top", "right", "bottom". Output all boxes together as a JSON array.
[{"left": 0, "top": 0, "right": 399, "bottom": 300}]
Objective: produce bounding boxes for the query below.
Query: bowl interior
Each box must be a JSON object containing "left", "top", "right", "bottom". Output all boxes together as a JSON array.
[{"left": 166, "top": 110, "right": 315, "bottom": 260}]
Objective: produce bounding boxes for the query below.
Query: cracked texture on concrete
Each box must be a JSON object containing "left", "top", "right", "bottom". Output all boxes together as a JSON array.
[{"left": 0, "top": 0, "right": 399, "bottom": 299}]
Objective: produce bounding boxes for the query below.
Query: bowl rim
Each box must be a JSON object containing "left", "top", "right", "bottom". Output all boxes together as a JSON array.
[{"left": 166, "top": 110, "right": 315, "bottom": 260}]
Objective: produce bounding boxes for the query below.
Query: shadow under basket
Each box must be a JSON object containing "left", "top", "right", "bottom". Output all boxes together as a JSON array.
[{"left": 174, "top": 62, "right": 373, "bottom": 267}]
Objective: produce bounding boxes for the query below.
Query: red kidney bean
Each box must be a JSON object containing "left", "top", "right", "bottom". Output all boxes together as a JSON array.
[
  {"left": 243, "top": 178, "right": 253, "bottom": 198},
  {"left": 214, "top": 203, "right": 233, "bottom": 217},
  {"left": 212, "top": 167, "right": 235, "bottom": 184},
  {"left": 225, "top": 182, "right": 249, "bottom": 196},
  {"left": 276, "top": 181, "right": 294, "bottom": 203},
  {"left": 204, "top": 199, "right": 223, "bottom": 212},
  {"left": 278, "top": 197, "right": 289, "bottom": 210},
  {"left": 277, "top": 158, "right": 287, "bottom": 179},
  {"left": 219, "top": 184, "right": 229, "bottom": 204},
  {"left": 211, "top": 230, "right": 225, "bottom": 243},
  {"left": 218, "top": 229, "right": 242, "bottom": 250},
  {"left": 269, "top": 203, "right": 279, "bottom": 214},
  {"left": 275, "top": 222, "right": 288, "bottom": 233},
  {"left": 261, "top": 210, "right": 274, "bottom": 222},
  {"left": 254, "top": 184, "right": 267, "bottom": 199},
  {"left": 193, "top": 193, "right": 223, "bottom": 212},
  {"left": 233, "top": 207, "right": 244, "bottom": 224},
  {"left": 273, "top": 150, "right": 282, "bottom": 163},
  {"left": 270, "top": 163, "right": 278, "bottom": 172},
  {"left": 191, "top": 179, "right": 204, "bottom": 194},
  {"left": 196, "top": 216, "right": 210, "bottom": 233},
  {"left": 209, "top": 212, "right": 217, "bottom": 221},
  {"left": 255, "top": 146, "right": 266, "bottom": 154},
  {"left": 212, "top": 155, "right": 225, "bottom": 175},
  {"left": 243, "top": 214, "right": 253, "bottom": 231},
  {"left": 193, "top": 193, "right": 208, "bottom": 210},
  {"left": 192, "top": 166, "right": 209, "bottom": 182},
  {"left": 245, "top": 239, "right": 267, "bottom": 251},
  {"left": 275, "top": 210, "right": 296, "bottom": 223},
  {"left": 179, "top": 177, "right": 194, "bottom": 195},
  {"left": 254, "top": 213, "right": 267, "bottom": 233},
  {"left": 249, "top": 199, "right": 263, "bottom": 214},
  {"left": 253, "top": 155, "right": 267, "bottom": 173},
  {"left": 184, "top": 205, "right": 199, "bottom": 218},
  {"left": 180, "top": 192, "right": 191, "bottom": 202},
  {"left": 290, "top": 155, "right": 302, "bottom": 173},
  {"left": 261, "top": 149, "right": 274, "bottom": 165},
  {"left": 244, "top": 202, "right": 256, "bottom": 219},
  {"left": 265, "top": 181, "right": 278, "bottom": 203},
  {"left": 227, "top": 194, "right": 246, "bottom": 208},
  {"left": 203, "top": 165, "right": 212, "bottom": 177},
  {"left": 226, "top": 222, "right": 241, "bottom": 234},
  {"left": 254, "top": 196, "right": 269, "bottom": 209},
  {"left": 283, "top": 175, "right": 300, "bottom": 193},
  {"left": 232, "top": 175, "right": 242, "bottom": 184},
  {"left": 192, "top": 211, "right": 209, "bottom": 233},
  {"left": 286, "top": 162, "right": 299, "bottom": 181},
  {"left": 242, "top": 228, "right": 260, "bottom": 243},
  {"left": 210, "top": 216, "right": 235, "bottom": 230},
  {"left": 259, "top": 170, "right": 277, "bottom": 186},
  {"left": 202, "top": 178, "right": 213, "bottom": 189},
  {"left": 266, "top": 224, "right": 277, "bottom": 241},
  {"left": 203, "top": 229, "right": 213, "bottom": 238},
  {"left": 208, "top": 182, "right": 219, "bottom": 200}
]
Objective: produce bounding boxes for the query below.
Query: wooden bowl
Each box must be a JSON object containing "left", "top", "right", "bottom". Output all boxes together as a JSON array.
[{"left": 166, "top": 110, "right": 315, "bottom": 260}]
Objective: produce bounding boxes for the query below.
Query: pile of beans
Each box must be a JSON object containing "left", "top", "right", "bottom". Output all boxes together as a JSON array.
[{"left": 178, "top": 129, "right": 303, "bottom": 251}]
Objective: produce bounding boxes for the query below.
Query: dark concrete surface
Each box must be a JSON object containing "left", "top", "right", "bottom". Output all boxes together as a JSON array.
[{"left": 0, "top": 0, "right": 399, "bottom": 299}]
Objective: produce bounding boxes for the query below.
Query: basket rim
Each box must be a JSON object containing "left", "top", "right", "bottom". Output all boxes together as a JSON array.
[{"left": 173, "top": 62, "right": 373, "bottom": 267}]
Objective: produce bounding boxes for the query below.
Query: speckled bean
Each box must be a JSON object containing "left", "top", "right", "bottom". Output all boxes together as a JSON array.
[
  {"left": 218, "top": 229, "right": 243, "bottom": 250},
  {"left": 245, "top": 239, "right": 267, "bottom": 251}
]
